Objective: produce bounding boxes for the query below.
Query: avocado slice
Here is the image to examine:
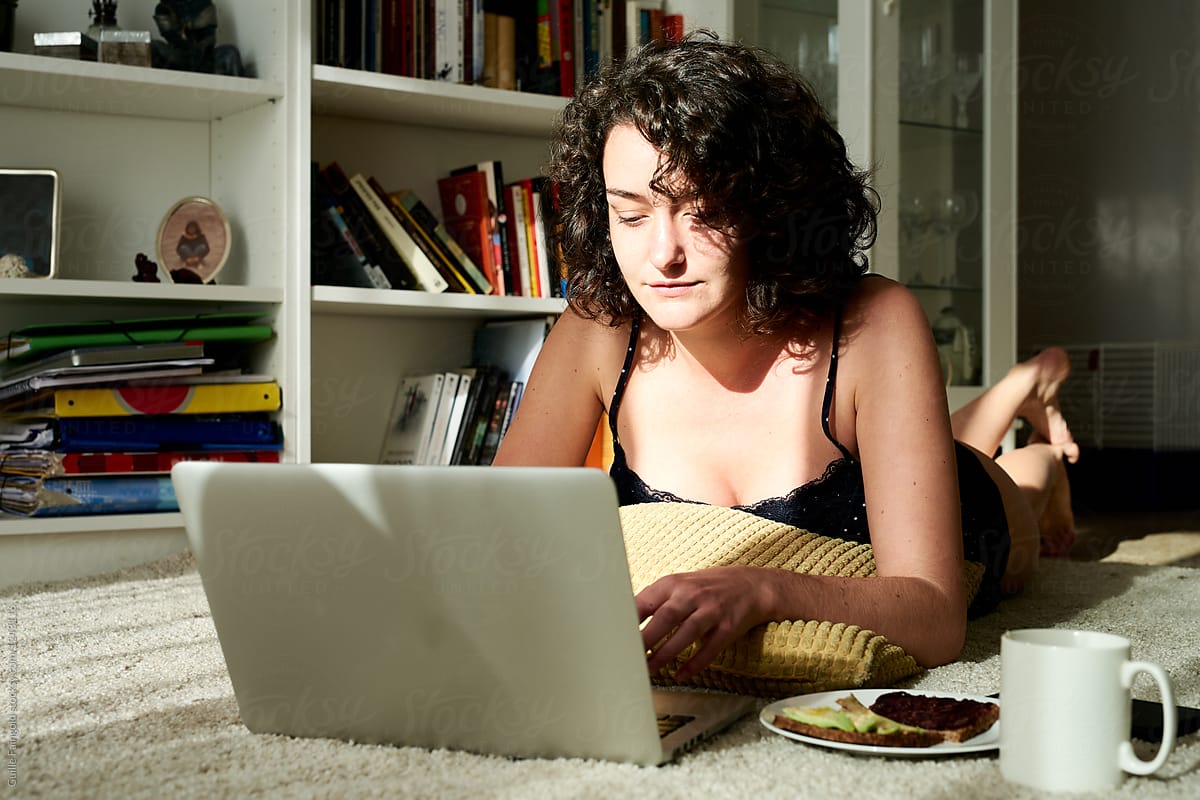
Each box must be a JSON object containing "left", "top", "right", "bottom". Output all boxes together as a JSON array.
[{"left": 779, "top": 706, "right": 856, "bottom": 732}]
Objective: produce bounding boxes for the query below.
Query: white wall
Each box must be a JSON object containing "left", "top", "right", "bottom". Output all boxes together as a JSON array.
[{"left": 1018, "top": 0, "right": 1200, "bottom": 351}]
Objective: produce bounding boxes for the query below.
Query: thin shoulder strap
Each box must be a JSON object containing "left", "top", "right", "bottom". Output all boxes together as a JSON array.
[
  {"left": 608, "top": 315, "right": 640, "bottom": 445},
  {"left": 821, "top": 308, "right": 854, "bottom": 460}
]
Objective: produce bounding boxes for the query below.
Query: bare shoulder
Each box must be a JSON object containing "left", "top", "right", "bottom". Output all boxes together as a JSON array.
[
  {"left": 840, "top": 277, "right": 936, "bottom": 362},
  {"left": 543, "top": 308, "right": 631, "bottom": 380}
]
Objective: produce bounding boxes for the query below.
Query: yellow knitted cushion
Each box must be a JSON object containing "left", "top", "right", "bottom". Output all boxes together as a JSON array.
[{"left": 619, "top": 502, "right": 985, "bottom": 698}]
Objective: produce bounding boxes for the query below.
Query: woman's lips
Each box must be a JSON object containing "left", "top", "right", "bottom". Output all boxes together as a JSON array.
[{"left": 648, "top": 281, "right": 699, "bottom": 297}]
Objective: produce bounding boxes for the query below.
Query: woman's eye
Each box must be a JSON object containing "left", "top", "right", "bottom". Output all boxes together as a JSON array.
[{"left": 615, "top": 214, "right": 645, "bottom": 226}]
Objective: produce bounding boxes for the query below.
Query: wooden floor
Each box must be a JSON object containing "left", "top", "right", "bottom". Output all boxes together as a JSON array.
[{"left": 1070, "top": 509, "right": 1200, "bottom": 568}]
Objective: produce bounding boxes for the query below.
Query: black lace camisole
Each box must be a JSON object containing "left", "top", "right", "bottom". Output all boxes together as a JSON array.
[{"left": 606, "top": 313, "right": 1011, "bottom": 616}]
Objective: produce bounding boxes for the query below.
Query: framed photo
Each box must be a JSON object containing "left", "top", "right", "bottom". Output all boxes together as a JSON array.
[
  {"left": 156, "top": 196, "right": 231, "bottom": 284},
  {"left": 0, "top": 168, "right": 60, "bottom": 279}
]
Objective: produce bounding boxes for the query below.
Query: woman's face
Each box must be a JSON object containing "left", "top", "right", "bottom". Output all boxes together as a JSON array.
[{"left": 602, "top": 124, "right": 749, "bottom": 335}]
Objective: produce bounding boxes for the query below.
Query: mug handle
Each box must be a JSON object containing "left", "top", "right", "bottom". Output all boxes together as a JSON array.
[{"left": 1118, "top": 661, "right": 1177, "bottom": 776}]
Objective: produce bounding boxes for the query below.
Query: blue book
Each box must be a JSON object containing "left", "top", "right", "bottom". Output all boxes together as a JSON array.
[
  {"left": 5, "top": 475, "right": 179, "bottom": 516},
  {"left": 57, "top": 414, "right": 283, "bottom": 452}
]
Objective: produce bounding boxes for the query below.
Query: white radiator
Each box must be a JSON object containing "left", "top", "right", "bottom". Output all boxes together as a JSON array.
[{"left": 1058, "top": 343, "right": 1200, "bottom": 451}]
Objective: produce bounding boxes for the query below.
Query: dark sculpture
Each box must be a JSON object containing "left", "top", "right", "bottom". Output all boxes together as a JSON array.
[
  {"left": 150, "top": 1, "right": 245, "bottom": 76},
  {"left": 133, "top": 253, "right": 161, "bottom": 283}
]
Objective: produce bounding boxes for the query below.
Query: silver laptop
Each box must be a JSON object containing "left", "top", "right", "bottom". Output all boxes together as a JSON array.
[{"left": 171, "top": 462, "right": 754, "bottom": 765}]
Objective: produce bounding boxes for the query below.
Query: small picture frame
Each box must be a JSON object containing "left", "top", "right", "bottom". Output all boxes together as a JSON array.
[
  {"left": 0, "top": 168, "right": 60, "bottom": 279},
  {"left": 156, "top": 196, "right": 231, "bottom": 284}
]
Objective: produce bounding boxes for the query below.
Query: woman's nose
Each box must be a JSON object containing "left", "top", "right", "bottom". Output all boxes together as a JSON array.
[{"left": 648, "top": 216, "right": 685, "bottom": 271}]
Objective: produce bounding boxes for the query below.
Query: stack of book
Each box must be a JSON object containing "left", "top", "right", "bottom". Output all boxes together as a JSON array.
[
  {"left": 437, "top": 162, "right": 564, "bottom": 299},
  {"left": 0, "top": 313, "right": 283, "bottom": 517},
  {"left": 312, "top": 160, "right": 495, "bottom": 296},
  {"left": 316, "top": 1, "right": 684, "bottom": 97},
  {"left": 378, "top": 317, "right": 552, "bottom": 466}
]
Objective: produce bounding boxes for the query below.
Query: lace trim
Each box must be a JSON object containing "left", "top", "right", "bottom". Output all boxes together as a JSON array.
[{"left": 614, "top": 456, "right": 860, "bottom": 512}]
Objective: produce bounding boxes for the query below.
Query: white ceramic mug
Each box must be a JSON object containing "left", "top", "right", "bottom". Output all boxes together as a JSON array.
[{"left": 1000, "top": 628, "right": 1176, "bottom": 793}]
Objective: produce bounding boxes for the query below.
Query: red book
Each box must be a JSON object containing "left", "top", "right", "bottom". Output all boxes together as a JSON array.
[
  {"left": 555, "top": 0, "right": 575, "bottom": 97},
  {"left": 663, "top": 14, "right": 685, "bottom": 42},
  {"left": 59, "top": 449, "right": 281, "bottom": 476},
  {"left": 438, "top": 171, "right": 504, "bottom": 295}
]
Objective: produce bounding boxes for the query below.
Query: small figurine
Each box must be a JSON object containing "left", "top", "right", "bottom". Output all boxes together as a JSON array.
[
  {"left": 133, "top": 252, "right": 161, "bottom": 282},
  {"left": 150, "top": 0, "right": 244, "bottom": 76}
]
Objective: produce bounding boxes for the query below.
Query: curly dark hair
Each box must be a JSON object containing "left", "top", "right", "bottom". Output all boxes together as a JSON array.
[{"left": 547, "top": 32, "right": 879, "bottom": 335}]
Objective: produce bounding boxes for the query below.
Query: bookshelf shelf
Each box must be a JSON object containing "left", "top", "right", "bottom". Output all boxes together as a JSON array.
[
  {"left": 0, "top": 52, "right": 283, "bottom": 121},
  {"left": 0, "top": 278, "right": 283, "bottom": 306},
  {"left": 312, "top": 65, "right": 567, "bottom": 135},
  {"left": 0, "top": 513, "right": 184, "bottom": 538},
  {"left": 312, "top": 285, "right": 566, "bottom": 319}
]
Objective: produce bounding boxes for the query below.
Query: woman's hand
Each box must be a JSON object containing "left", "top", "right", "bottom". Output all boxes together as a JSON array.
[{"left": 635, "top": 565, "right": 780, "bottom": 682}]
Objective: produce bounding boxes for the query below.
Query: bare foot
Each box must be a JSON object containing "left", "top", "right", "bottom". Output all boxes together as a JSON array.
[
  {"left": 1038, "top": 452, "right": 1076, "bottom": 557},
  {"left": 1017, "top": 347, "right": 1080, "bottom": 464}
]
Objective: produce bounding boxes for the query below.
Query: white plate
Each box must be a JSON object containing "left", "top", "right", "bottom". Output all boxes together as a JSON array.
[{"left": 760, "top": 689, "right": 1000, "bottom": 758}]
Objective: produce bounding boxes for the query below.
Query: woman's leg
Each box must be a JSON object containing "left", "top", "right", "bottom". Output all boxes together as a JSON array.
[
  {"left": 965, "top": 440, "right": 1074, "bottom": 595},
  {"left": 950, "top": 347, "right": 1079, "bottom": 463}
]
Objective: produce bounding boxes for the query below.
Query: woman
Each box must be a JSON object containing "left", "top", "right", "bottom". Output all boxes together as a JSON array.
[{"left": 493, "top": 34, "right": 1076, "bottom": 680}]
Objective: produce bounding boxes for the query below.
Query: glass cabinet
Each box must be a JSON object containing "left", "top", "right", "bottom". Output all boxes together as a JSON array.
[{"left": 734, "top": 0, "right": 1017, "bottom": 410}]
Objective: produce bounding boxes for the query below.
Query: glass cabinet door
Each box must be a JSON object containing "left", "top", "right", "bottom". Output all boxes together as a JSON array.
[
  {"left": 742, "top": 1, "right": 841, "bottom": 119},
  {"left": 897, "top": 0, "right": 987, "bottom": 388}
]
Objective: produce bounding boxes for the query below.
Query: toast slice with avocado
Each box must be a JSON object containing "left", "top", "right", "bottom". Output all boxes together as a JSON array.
[{"left": 772, "top": 692, "right": 998, "bottom": 748}]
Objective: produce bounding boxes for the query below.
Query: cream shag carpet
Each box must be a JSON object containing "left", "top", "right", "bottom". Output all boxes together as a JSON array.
[{"left": 3, "top": 553, "right": 1198, "bottom": 800}]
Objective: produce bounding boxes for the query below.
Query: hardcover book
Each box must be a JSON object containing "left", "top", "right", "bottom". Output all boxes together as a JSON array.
[
  {"left": 438, "top": 170, "right": 503, "bottom": 294},
  {"left": 451, "top": 160, "right": 511, "bottom": 293}
]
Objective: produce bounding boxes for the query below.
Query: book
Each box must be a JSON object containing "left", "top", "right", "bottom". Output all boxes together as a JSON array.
[
  {"left": 482, "top": 6, "right": 517, "bottom": 90},
  {"left": 0, "top": 474, "right": 178, "bottom": 517},
  {"left": 530, "top": 177, "right": 557, "bottom": 298},
  {"left": 553, "top": 0, "right": 575, "bottom": 97},
  {"left": 476, "top": 378, "right": 521, "bottom": 465},
  {"left": 472, "top": 317, "right": 553, "bottom": 388},
  {"left": 466, "top": 0, "right": 485, "bottom": 84},
  {"left": 56, "top": 414, "right": 283, "bottom": 452},
  {"left": 453, "top": 364, "right": 503, "bottom": 465},
  {"left": 379, "top": 372, "right": 445, "bottom": 464},
  {"left": 0, "top": 342, "right": 206, "bottom": 383},
  {"left": 1, "top": 313, "right": 273, "bottom": 364},
  {"left": 435, "top": 367, "right": 475, "bottom": 465},
  {"left": 312, "top": 161, "right": 390, "bottom": 289},
  {"left": 422, "top": 371, "right": 461, "bottom": 465},
  {"left": 504, "top": 181, "right": 531, "bottom": 296},
  {"left": 381, "top": 0, "right": 410, "bottom": 75},
  {"left": 319, "top": 162, "right": 418, "bottom": 291},
  {"left": 371, "top": 179, "right": 473, "bottom": 293},
  {"left": 0, "top": 448, "right": 281, "bottom": 478},
  {"left": 349, "top": 173, "right": 450, "bottom": 293},
  {"left": 393, "top": 189, "right": 493, "bottom": 294},
  {"left": 516, "top": 176, "right": 549, "bottom": 296},
  {"left": 451, "top": 160, "right": 511, "bottom": 294},
  {"left": 0, "top": 362, "right": 213, "bottom": 404},
  {"left": 13, "top": 381, "right": 282, "bottom": 418},
  {"left": 433, "top": 0, "right": 463, "bottom": 82},
  {"left": 438, "top": 170, "right": 503, "bottom": 294},
  {"left": 311, "top": 195, "right": 379, "bottom": 289}
]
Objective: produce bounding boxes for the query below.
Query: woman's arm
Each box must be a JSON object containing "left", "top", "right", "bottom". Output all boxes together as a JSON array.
[
  {"left": 638, "top": 280, "right": 968, "bottom": 675},
  {"left": 491, "top": 309, "right": 615, "bottom": 467}
]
